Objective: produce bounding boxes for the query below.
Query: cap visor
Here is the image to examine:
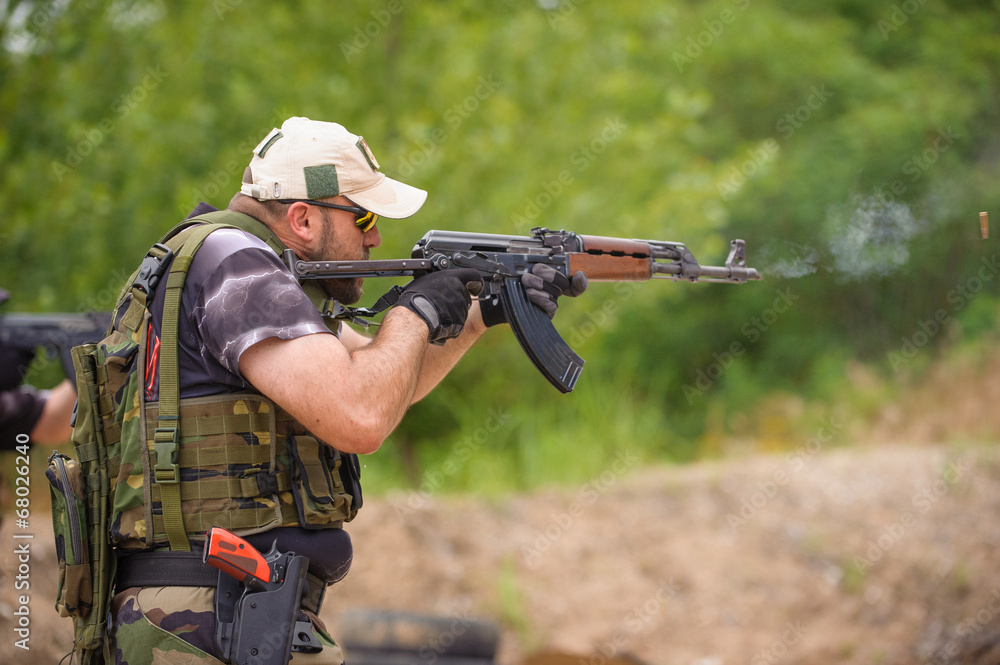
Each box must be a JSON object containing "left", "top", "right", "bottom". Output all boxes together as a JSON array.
[{"left": 346, "top": 175, "right": 427, "bottom": 220}]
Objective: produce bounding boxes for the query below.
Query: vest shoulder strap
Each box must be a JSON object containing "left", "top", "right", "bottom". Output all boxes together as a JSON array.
[
  {"left": 147, "top": 212, "right": 293, "bottom": 551},
  {"left": 155, "top": 221, "right": 237, "bottom": 551},
  {"left": 129, "top": 210, "right": 344, "bottom": 550},
  {"left": 176, "top": 211, "right": 335, "bottom": 327},
  {"left": 172, "top": 210, "right": 287, "bottom": 255}
]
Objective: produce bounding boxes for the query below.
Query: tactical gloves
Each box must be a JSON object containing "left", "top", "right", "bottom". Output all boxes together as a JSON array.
[
  {"left": 480, "top": 264, "right": 588, "bottom": 327},
  {"left": 397, "top": 264, "right": 588, "bottom": 340},
  {"left": 396, "top": 268, "right": 483, "bottom": 343}
]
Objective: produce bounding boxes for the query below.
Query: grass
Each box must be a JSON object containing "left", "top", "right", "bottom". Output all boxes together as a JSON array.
[
  {"left": 360, "top": 329, "right": 1000, "bottom": 503},
  {"left": 495, "top": 554, "right": 539, "bottom": 650}
]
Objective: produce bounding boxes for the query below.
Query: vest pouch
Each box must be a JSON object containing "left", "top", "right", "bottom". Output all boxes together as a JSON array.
[
  {"left": 338, "top": 451, "right": 363, "bottom": 520},
  {"left": 42, "top": 341, "right": 120, "bottom": 665},
  {"left": 46, "top": 452, "right": 93, "bottom": 619},
  {"left": 286, "top": 434, "right": 352, "bottom": 528},
  {"left": 98, "top": 326, "right": 148, "bottom": 549}
]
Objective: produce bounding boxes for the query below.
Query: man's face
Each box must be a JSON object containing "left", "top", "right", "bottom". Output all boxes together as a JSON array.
[{"left": 304, "top": 201, "right": 381, "bottom": 304}]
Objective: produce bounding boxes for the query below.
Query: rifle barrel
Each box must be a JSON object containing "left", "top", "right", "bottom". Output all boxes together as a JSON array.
[{"left": 651, "top": 262, "right": 761, "bottom": 283}]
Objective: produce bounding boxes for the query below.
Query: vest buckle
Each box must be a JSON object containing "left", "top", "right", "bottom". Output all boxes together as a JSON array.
[
  {"left": 133, "top": 243, "right": 174, "bottom": 298},
  {"left": 256, "top": 471, "right": 279, "bottom": 496},
  {"left": 153, "top": 423, "right": 181, "bottom": 484}
]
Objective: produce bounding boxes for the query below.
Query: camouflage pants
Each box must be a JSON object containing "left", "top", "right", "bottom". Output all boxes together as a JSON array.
[{"left": 110, "top": 585, "right": 344, "bottom": 665}]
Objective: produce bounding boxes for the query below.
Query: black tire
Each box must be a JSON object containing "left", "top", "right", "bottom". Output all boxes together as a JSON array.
[{"left": 337, "top": 608, "right": 499, "bottom": 662}]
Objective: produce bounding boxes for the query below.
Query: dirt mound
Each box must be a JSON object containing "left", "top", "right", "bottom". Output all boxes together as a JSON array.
[
  {"left": 332, "top": 442, "right": 1000, "bottom": 665},
  {"left": 2, "top": 442, "right": 998, "bottom": 665}
]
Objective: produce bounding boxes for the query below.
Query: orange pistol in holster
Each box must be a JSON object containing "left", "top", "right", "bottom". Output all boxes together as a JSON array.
[{"left": 203, "top": 527, "right": 321, "bottom": 665}]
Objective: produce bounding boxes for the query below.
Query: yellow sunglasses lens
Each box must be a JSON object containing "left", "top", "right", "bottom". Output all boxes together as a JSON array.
[{"left": 356, "top": 212, "right": 378, "bottom": 232}]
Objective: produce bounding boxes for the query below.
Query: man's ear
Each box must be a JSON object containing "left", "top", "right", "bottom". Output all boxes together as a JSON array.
[{"left": 286, "top": 201, "right": 318, "bottom": 243}]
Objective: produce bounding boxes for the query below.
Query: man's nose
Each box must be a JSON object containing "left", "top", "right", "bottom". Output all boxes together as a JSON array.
[{"left": 364, "top": 225, "right": 382, "bottom": 249}]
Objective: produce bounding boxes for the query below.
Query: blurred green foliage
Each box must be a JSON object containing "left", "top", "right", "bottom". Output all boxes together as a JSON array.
[{"left": 2, "top": 0, "right": 999, "bottom": 493}]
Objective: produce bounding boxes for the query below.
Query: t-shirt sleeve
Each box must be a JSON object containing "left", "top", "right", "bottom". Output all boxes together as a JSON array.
[{"left": 189, "top": 230, "right": 333, "bottom": 377}]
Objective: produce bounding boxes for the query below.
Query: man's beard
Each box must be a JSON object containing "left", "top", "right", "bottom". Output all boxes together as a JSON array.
[
  {"left": 319, "top": 274, "right": 365, "bottom": 304},
  {"left": 303, "top": 214, "right": 367, "bottom": 304}
]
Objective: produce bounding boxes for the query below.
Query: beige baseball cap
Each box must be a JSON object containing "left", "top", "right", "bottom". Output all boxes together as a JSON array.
[{"left": 240, "top": 116, "right": 427, "bottom": 219}]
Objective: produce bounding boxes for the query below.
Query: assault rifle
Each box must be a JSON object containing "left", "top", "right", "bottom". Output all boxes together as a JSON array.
[
  {"left": 0, "top": 310, "right": 113, "bottom": 383},
  {"left": 284, "top": 227, "right": 762, "bottom": 393}
]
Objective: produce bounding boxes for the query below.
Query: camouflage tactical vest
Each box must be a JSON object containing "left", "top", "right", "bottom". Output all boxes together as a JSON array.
[
  {"left": 47, "top": 210, "right": 361, "bottom": 663},
  {"left": 115, "top": 210, "right": 361, "bottom": 551}
]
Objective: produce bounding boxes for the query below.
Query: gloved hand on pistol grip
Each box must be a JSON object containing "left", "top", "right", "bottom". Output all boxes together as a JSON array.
[
  {"left": 396, "top": 268, "right": 483, "bottom": 343},
  {"left": 480, "top": 263, "right": 588, "bottom": 326}
]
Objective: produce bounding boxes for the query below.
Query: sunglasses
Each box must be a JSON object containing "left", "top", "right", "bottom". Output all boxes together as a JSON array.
[{"left": 277, "top": 199, "right": 379, "bottom": 233}]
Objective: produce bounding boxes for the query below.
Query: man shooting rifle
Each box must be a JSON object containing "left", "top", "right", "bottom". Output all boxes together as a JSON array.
[
  {"left": 61, "top": 117, "right": 588, "bottom": 665},
  {"left": 53, "top": 116, "right": 758, "bottom": 665}
]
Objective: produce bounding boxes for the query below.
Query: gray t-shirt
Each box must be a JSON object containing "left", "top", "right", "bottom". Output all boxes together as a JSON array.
[
  {"left": 127, "top": 215, "right": 352, "bottom": 583},
  {"left": 143, "top": 226, "right": 333, "bottom": 402}
]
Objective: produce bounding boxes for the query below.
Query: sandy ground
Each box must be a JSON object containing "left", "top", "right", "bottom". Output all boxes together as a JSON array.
[{"left": 4, "top": 439, "right": 998, "bottom": 665}]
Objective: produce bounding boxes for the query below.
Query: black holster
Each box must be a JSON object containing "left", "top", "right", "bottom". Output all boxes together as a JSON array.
[{"left": 214, "top": 552, "right": 321, "bottom": 665}]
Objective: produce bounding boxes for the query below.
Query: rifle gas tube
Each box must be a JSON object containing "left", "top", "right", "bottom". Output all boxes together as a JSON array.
[{"left": 285, "top": 227, "right": 762, "bottom": 393}]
